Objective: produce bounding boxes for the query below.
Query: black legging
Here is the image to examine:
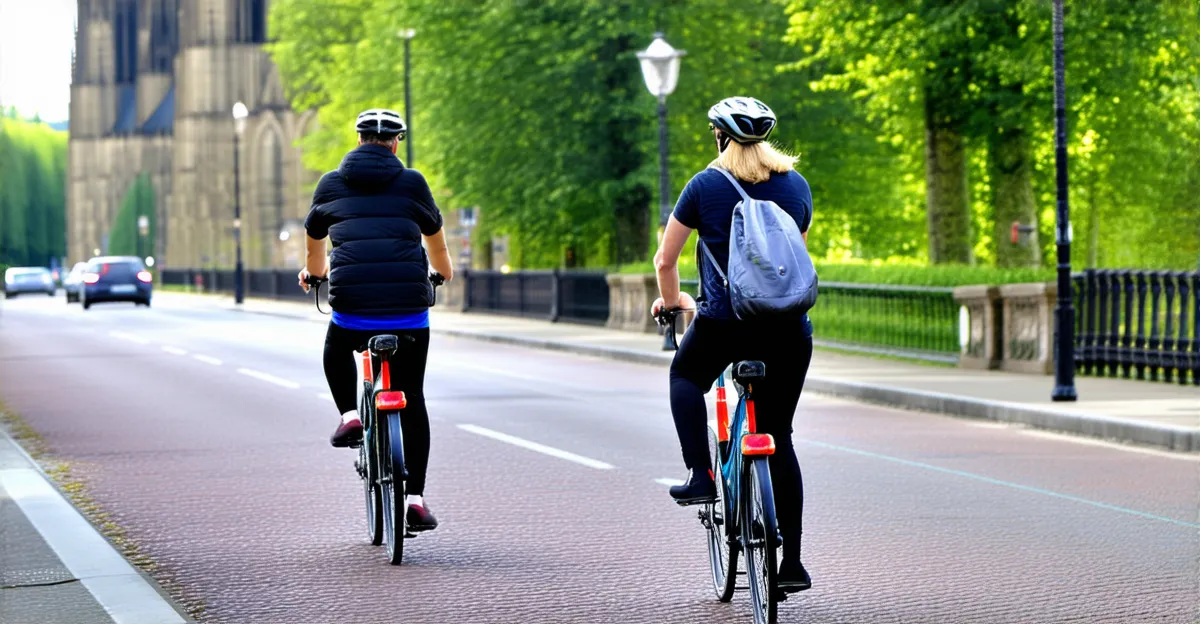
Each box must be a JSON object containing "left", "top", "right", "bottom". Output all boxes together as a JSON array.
[
  {"left": 669, "top": 315, "right": 814, "bottom": 565},
  {"left": 323, "top": 323, "right": 431, "bottom": 496}
]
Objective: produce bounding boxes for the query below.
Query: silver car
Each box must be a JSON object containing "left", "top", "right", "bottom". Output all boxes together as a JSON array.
[
  {"left": 3, "top": 267, "right": 56, "bottom": 298},
  {"left": 62, "top": 262, "right": 90, "bottom": 303}
]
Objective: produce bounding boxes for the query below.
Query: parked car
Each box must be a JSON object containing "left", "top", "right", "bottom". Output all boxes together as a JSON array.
[
  {"left": 3, "top": 267, "right": 56, "bottom": 298},
  {"left": 80, "top": 256, "right": 153, "bottom": 310},
  {"left": 62, "top": 262, "right": 90, "bottom": 303}
]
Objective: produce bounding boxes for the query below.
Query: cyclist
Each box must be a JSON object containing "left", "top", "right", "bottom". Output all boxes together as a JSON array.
[
  {"left": 299, "top": 108, "right": 454, "bottom": 532},
  {"left": 651, "top": 97, "right": 814, "bottom": 592}
]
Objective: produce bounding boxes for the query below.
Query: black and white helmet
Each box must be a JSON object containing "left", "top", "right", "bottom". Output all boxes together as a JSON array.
[
  {"left": 355, "top": 109, "right": 406, "bottom": 140},
  {"left": 708, "top": 97, "right": 777, "bottom": 144}
]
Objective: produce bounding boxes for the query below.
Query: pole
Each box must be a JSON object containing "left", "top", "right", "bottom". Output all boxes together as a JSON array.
[
  {"left": 1051, "top": 0, "right": 1077, "bottom": 401},
  {"left": 233, "top": 132, "right": 245, "bottom": 305},
  {"left": 657, "top": 96, "right": 670, "bottom": 227},
  {"left": 404, "top": 36, "right": 414, "bottom": 168}
]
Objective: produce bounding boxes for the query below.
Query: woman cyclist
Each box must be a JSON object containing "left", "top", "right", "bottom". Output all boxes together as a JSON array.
[
  {"left": 299, "top": 109, "right": 454, "bottom": 532},
  {"left": 651, "top": 97, "right": 815, "bottom": 592}
]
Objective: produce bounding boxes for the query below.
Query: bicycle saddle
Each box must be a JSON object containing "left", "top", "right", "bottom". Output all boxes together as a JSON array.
[
  {"left": 368, "top": 335, "right": 399, "bottom": 355},
  {"left": 732, "top": 360, "right": 766, "bottom": 385}
]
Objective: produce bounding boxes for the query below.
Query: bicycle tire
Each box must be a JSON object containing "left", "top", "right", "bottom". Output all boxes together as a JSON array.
[
  {"left": 360, "top": 382, "right": 383, "bottom": 546},
  {"left": 706, "top": 428, "right": 738, "bottom": 601},
  {"left": 742, "top": 457, "right": 779, "bottom": 624},
  {"left": 380, "top": 411, "right": 406, "bottom": 565}
]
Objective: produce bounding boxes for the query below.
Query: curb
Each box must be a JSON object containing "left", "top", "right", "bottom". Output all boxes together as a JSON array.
[
  {"left": 224, "top": 300, "right": 1198, "bottom": 453},
  {"left": 0, "top": 424, "right": 194, "bottom": 623}
]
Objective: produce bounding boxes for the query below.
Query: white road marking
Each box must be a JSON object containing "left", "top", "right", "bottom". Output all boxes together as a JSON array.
[
  {"left": 457, "top": 424, "right": 614, "bottom": 470},
  {"left": 193, "top": 355, "right": 222, "bottom": 366},
  {"left": 0, "top": 446, "right": 187, "bottom": 623},
  {"left": 655, "top": 478, "right": 685, "bottom": 487},
  {"left": 237, "top": 368, "right": 301, "bottom": 389},
  {"left": 108, "top": 330, "right": 150, "bottom": 345},
  {"left": 161, "top": 346, "right": 187, "bottom": 356},
  {"left": 318, "top": 393, "right": 335, "bottom": 403}
]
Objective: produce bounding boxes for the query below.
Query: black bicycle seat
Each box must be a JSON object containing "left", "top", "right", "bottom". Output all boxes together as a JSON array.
[
  {"left": 368, "top": 335, "right": 399, "bottom": 355},
  {"left": 732, "top": 360, "right": 766, "bottom": 385}
]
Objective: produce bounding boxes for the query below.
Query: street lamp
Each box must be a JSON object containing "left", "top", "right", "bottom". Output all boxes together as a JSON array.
[
  {"left": 232, "top": 101, "right": 249, "bottom": 305},
  {"left": 137, "top": 215, "right": 149, "bottom": 262},
  {"left": 1050, "top": 0, "right": 1076, "bottom": 401},
  {"left": 637, "top": 33, "right": 685, "bottom": 228},
  {"left": 400, "top": 28, "right": 416, "bottom": 167}
]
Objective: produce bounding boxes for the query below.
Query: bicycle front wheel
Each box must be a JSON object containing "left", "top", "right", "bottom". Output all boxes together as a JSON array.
[
  {"left": 380, "top": 411, "right": 406, "bottom": 565},
  {"left": 742, "top": 457, "right": 779, "bottom": 624},
  {"left": 360, "top": 386, "right": 383, "bottom": 546},
  {"left": 706, "top": 428, "right": 737, "bottom": 602}
]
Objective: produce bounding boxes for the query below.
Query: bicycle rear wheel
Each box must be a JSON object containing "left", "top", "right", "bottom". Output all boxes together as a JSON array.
[
  {"left": 359, "top": 385, "right": 383, "bottom": 546},
  {"left": 742, "top": 457, "right": 779, "bottom": 624},
  {"left": 705, "top": 428, "right": 737, "bottom": 601},
  {"left": 379, "top": 411, "right": 406, "bottom": 565}
]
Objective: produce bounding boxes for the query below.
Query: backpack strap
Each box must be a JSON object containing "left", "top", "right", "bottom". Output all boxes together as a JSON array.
[
  {"left": 699, "top": 238, "right": 728, "bottom": 285},
  {"left": 713, "top": 167, "right": 753, "bottom": 204}
]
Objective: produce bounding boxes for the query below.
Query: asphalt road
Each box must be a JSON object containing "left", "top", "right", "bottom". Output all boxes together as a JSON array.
[{"left": 0, "top": 294, "right": 1197, "bottom": 624}]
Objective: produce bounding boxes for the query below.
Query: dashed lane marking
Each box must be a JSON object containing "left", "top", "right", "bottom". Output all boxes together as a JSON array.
[
  {"left": 161, "top": 346, "right": 187, "bottom": 356},
  {"left": 457, "top": 424, "right": 615, "bottom": 470},
  {"left": 108, "top": 330, "right": 150, "bottom": 345},
  {"left": 237, "top": 368, "right": 301, "bottom": 389},
  {"left": 654, "top": 478, "right": 685, "bottom": 487},
  {"left": 193, "top": 355, "right": 222, "bottom": 366}
]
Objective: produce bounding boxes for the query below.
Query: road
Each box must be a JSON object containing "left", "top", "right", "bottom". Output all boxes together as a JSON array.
[{"left": 0, "top": 294, "right": 1197, "bottom": 624}]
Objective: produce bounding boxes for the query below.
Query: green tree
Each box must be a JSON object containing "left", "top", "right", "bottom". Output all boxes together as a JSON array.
[{"left": 108, "top": 174, "right": 156, "bottom": 258}]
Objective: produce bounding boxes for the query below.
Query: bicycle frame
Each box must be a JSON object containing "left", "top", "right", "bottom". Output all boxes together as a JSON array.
[{"left": 714, "top": 372, "right": 775, "bottom": 532}]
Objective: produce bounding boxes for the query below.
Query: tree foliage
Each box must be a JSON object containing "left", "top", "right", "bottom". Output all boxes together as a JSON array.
[
  {"left": 269, "top": 0, "right": 1198, "bottom": 271},
  {"left": 0, "top": 111, "right": 68, "bottom": 268},
  {"left": 107, "top": 173, "right": 156, "bottom": 258}
]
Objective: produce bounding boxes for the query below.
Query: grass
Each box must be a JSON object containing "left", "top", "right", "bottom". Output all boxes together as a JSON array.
[{"left": 0, "top": 401, "right": 208, "bottom": 620}]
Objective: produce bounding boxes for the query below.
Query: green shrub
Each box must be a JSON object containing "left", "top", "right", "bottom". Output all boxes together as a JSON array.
[{"left": 617, "top": 259, "right": 1052, "bottom": 287}]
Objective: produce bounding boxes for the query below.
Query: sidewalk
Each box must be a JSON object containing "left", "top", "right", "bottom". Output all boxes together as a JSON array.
[
  {"left": 160, "top": 292, "right": 1200, "bottom": 452},
  {"left": 0, "top": 431, "right": 189, "bottom": 624}
]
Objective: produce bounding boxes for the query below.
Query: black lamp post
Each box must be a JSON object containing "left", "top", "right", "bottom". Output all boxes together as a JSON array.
[
  {"left": 400, "top": 28, "right": 416, "bottom": 167},
  {"left": 232, "top": 101, "right": 248, "bottom": 305},
  {"left": 637, "top": 33, "right": 685, "bottom": 228},
  {"left": 1051, "top": 0, "right": 1077, "bottom": 401}
]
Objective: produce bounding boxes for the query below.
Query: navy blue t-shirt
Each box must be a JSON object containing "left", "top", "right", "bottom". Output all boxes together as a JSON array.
[{"left": 673, "top": 167, "right": 814, "bottom": 335}]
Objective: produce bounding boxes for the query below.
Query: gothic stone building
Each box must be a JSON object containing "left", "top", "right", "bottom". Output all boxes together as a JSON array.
[{"left": 69, "top": 0, "right": 317, "bottom": 271}]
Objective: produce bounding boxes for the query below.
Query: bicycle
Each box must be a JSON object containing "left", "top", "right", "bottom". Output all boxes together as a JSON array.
[
  {"left": 304, "top": 272, "right": 445, "bottom": 565},
  {"left": 657, "top": 307, "right": 781, "bottom": 624}
]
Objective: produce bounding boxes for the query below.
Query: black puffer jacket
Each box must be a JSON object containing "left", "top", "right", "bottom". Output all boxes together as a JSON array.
[{"left": 304, "top": 144, "right": 443, "bottom": 315}]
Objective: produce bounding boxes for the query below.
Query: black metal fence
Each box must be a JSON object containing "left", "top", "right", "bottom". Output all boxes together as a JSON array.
[
  {"left": 462, "top": 269, "right": 609, "bottom": 325},
  {"left": 686, "top": 279, "right": 958, "bottom": 362},
  {"left": 1073, "top": 270, "right": 1199, "bottom": 385},
  {"left": 160, "top": 268, "right": 314, "bottom": 301},
  {"left": 810, "top": 282, "right": 959, "bottom": 361}
]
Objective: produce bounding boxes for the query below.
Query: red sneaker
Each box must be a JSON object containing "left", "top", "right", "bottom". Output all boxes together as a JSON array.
[{"left": 330, "top": 417, "right": 363, "bottom": 448}]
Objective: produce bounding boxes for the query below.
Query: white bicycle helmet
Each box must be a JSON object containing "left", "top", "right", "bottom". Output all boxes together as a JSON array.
[
  {"left": 708, "top": 97, "right": 777, "bottom": 144},
  {"left": 355, "top": 109, "right": 406, "bottom": 139}
]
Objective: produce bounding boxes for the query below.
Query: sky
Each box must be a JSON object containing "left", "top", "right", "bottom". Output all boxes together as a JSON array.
[{"left": 0, "top": 0, "right": 77, "bottom": 122}]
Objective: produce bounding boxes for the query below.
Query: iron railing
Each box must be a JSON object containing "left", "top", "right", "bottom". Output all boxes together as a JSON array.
[
  {"left": 1073, "top": 270, "right": 1199, "bottom": 385},
  {"left": 160, "top": 268, "right": 314, "bottom": 301},
  {"left": 462, "top": 269, "right": 609, "bottom": 325},
  {"left": 684, "top": 279, "right": 958, "bottom": 362}
]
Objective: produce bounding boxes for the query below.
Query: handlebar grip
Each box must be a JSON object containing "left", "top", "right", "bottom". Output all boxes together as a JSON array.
[
  {"left": 429, "top": 273, "right": 446, "bottom": 287},
  {"left": 302, "top": 275, "right": 328, "bottom": 286}
]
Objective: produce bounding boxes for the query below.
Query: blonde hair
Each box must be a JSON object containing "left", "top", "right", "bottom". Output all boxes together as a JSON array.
[{"left": 710, "top": 140, "right": 798, "bottom": 184}]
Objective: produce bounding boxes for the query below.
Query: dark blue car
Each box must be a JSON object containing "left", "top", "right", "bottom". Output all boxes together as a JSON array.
[{"left": 81, "top": 256, "right": 153, "bottom": 310}]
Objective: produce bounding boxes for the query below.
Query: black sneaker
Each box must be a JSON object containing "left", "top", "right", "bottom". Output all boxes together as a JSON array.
[
  {"left": 777, "top": 559, "right": 812, "bottom": 593},
  {"left": 669, "top": 469, "right": 717, "bottom": 506},
  {"left": 406, "top": 503, "right": 438, "bottom": 532}
]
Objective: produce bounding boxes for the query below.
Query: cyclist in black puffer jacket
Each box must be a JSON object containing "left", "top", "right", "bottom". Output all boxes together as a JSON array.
[{"left": 299, "top": 109, "right": 454, "bottom": 532}]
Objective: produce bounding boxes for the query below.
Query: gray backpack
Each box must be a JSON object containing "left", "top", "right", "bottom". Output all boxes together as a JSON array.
[{"left": 699, "top": 168, "right": 818, "bottom": 319}]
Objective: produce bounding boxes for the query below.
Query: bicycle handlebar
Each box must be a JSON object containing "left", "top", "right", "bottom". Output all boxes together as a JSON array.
[
  {"left": 301, "top": 272, "right": 446, "bottom": 315},
  {"left": 653, "top": 307, "right": 694, "bottom": 352}
]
